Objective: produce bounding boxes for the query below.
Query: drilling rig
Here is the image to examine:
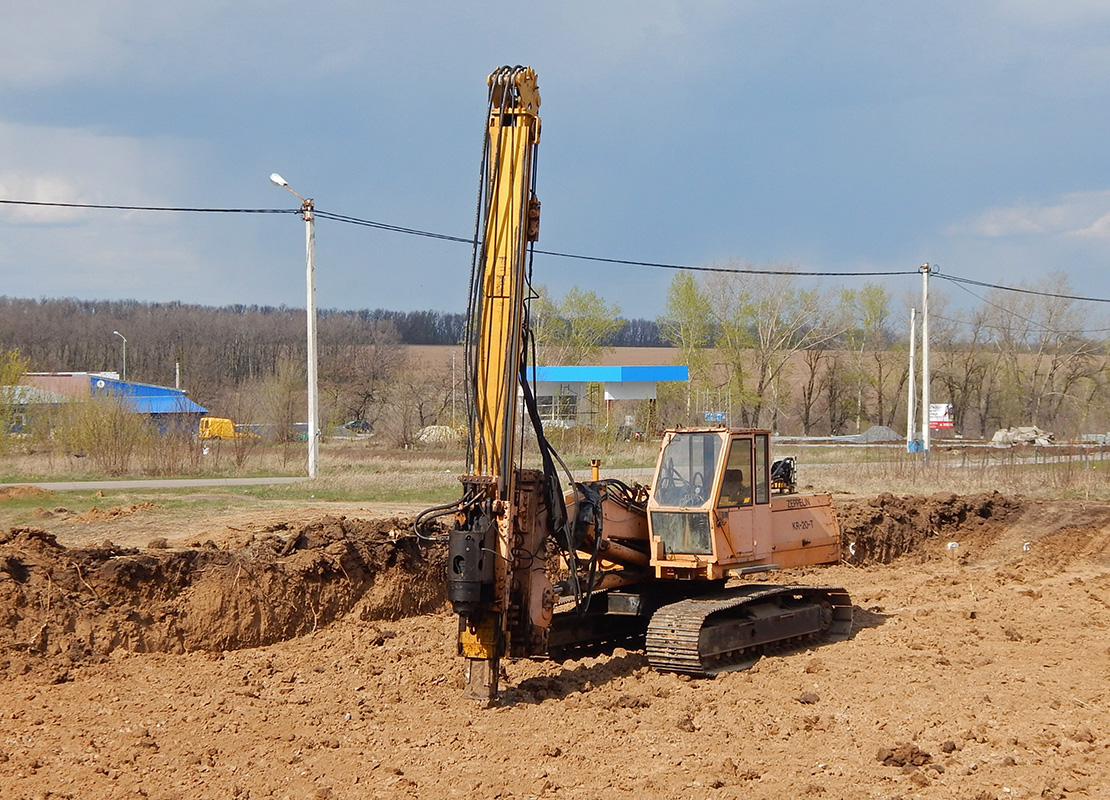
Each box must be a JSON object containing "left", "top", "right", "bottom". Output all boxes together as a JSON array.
[{"left": 416, "top": 66, "right": 851, "bottom": 701}]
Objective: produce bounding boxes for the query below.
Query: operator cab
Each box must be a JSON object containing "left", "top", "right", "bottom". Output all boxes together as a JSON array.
[{"left": 647, "top": 428, "right": 773, "bottom": 579}]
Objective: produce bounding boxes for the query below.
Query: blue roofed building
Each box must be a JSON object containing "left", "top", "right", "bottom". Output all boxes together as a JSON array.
[
  {"left": 21, "top": 372, "right": 207, "bottom": 433},
  {"left": 522, "top": 365, "right": 688, "bottom": 433}
]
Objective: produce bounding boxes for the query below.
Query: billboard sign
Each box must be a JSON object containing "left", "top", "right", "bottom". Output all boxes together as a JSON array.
[{"left": 929, "top": 403, "right": 954, "bottom": 430}]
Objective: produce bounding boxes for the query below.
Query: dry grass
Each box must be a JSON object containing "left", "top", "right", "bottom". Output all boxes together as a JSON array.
[
  {"left": 5, "top": 430, "right": 1110, "bottom": 506},
  {"left": 782, "top": 444, "right": 1110, "bottom": 500}
]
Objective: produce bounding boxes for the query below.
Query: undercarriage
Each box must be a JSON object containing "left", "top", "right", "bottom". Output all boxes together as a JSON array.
[{"left": 547, "top": 582, "right": 853, "bottom": 675}]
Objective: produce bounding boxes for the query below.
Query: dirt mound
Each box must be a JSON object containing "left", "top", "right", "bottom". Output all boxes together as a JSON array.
[
  {"left": 0, "top": 492, "right": 1042, "bottom": 678},
  {"left": 29, "top": 501, "right": 162, "bottom": 521},
  {"left": 0, "top": 516, "right": 446, "bottom": 676},
  {"left": 837, "top": 491, "right": 1025, "bottom": 564},
  {"left": 0, "top": 485, "right": 54, "bottom": 502}
]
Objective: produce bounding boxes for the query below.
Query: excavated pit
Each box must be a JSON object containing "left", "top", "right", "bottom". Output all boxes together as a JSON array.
[
  {"left": 2, "top": 491, "right": 1107, "bottom": 800},
  {"left": 0, "top": 516, "right": 447, "bottom": 674},
  {"left": 0, "top": 492, "right": 1033, "bottom": 674},
  {"left": 835, "top": 490, "right": 1025, "bottom": 564}
]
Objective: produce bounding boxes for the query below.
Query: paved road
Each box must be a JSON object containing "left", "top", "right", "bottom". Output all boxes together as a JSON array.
[{"left": 0, "top": 477, "right": 309, "bottom": 492}]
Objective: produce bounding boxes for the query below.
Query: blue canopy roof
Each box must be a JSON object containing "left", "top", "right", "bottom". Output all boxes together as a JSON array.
[
  {"left": 525, "top": 365, "right": 688, "bottom": 383},
  {"left": 88, "top": 376, "right": 208, "bottom": 415}
]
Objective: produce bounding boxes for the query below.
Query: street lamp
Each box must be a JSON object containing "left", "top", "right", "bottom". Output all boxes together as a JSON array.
[
  {"left": 270, "top": 173, "right": 319, "bottom": 479},
  {"left": 112, "top": 330, "right": 127, "bottom": 382}
]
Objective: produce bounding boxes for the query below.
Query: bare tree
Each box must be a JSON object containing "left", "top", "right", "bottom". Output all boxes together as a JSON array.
[
  {"left": 392, "top": 361, "right": 454, "bottom": 447},
  {"left": 705, "top": 266, "right": 843, "bottom": 428},
  {"left": 984, "top": 273, "right": 1103, "bottom": 434}
]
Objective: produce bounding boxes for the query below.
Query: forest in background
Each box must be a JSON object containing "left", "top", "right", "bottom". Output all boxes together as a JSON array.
[{"left": 2, "top": 263, "right": 1109, "bottom": 445}]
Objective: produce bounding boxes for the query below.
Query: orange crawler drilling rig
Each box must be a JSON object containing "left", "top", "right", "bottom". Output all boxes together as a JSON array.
[{"left": 416, "top": 66, "right": 851, "bottom": 701}]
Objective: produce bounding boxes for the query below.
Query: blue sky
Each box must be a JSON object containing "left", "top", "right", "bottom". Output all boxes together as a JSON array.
[{"left": 2, "top": 2, "right": 1110, "bottom": 318}]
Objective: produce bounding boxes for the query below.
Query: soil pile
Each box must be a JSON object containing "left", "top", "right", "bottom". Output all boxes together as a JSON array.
[
  {"left": 0, "top": 485, "right": 54, "bottom": 502},
  {"left": 30, "top": 502, "right": 163, "bottom": 522},
  {"left": 0, "top": 516, "right": 446, "bottom": 677},
  {"left": 837, "top": 490, "right": 1025, "bottom": 564}
]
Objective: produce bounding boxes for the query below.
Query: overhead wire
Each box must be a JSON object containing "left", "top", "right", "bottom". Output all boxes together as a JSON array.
[
  {"left": 931, "top": 312, "right": 1110, "bottom": 338},
  {"left": 938, "top": 275, "right": 1108, "bottom": 339},
  {"left": 5, "top": 196, "right": 1110, "bottom": 306},
  {"left": 936, "top": 272, "right": 1110, "bottom": 305},
  {"left": 0, "top": 199, "right": 297, "bottom": 215},
  {"left": 0, "top": 198, "right": 921, "bottom": 279}
]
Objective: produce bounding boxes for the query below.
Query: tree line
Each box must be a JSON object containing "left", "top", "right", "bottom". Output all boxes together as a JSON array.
[
  {"left": 0, "top": 295, "right": 659, "bottom": 445},
  {"left": 0, "top": 297, "right": 663, "bottom": 387},
  {"left": 653, "top": 265, "right": 1110, "bottom": 439},
  {"left": 3, "top": 264, "right": 1108, "bottom": 445}
]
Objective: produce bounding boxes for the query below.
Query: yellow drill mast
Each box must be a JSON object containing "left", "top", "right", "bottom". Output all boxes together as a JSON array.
[
  {"left": 448, "top": 66, "right": 552, "bottom": 701},
  {"left": 468, "top": 65, "right": 541, "bottom": 493}
]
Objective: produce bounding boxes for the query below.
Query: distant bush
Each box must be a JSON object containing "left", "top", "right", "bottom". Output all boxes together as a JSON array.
[{"left": 51, "top": 395, "right": 157, "bottom": 476}]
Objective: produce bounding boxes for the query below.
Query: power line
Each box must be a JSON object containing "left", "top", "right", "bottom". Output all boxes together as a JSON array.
[
  {"left": 936, "top": 272, "right": 1110, "bottom": 305},
  {"left": 321, "top": 209, "right": 916, "bottom": 277},
  {"left": 937, "top": 277, "right": 1109, "bottom": 339},
  {"left": 5, "top": 196, "right": 1110, "bottom": 302},
  {"left": 312, "top": 209, "right": 472, "bottom": 243},
  {"left": 1, "top": 197, "right": 918, "bottom": 279},
  {"left": 529, "top": 249, "right": 917, "bottom": 277},
  {"left": 931, "top": 311, "right": 1110, "bottom": 337},
  {"left": 0, "top": 199, "right": 297, "bottom": 215}
]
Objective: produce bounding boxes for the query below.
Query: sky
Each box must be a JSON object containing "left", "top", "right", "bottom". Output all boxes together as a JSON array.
[{"left": 2, "top": 2, "right": 1110, "bottom": 319}]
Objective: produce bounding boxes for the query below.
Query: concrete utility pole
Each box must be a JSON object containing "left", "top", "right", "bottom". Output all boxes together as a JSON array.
[
  {"left": 919, "top": 264, "right": 931, "bottom": 462},
  {"left": 270, "top": 173, "right": 319, "bottom": 480},
  {"left": 907, "top": 308, "right": 916, "bottom": 450}
]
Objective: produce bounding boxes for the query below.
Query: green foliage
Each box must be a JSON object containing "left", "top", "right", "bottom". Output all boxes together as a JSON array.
[
  {"left": 51, "top": 394, "right": 158, "bottom": 476},
  {"left": 0, "top": 348, "right": 30, "bottom": 452},
  {"left": 660, "top": 271, "right": 713, "bottom": 382},
  {"left": 532, "top": 285, "right": 623, "bottom": 365}
]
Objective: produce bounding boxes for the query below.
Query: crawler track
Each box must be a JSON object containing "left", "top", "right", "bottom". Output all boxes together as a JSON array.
[
  {"left": 546, "top": 590, "right": 648, "bottom": 662},
  {"left": 645, "top": 585, "right": 852, "bottom": 676}
]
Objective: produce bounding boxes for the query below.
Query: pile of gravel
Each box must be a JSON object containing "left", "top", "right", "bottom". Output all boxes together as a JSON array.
[{"left": 857, "top": 425, "right": 902, "bottom": 443}]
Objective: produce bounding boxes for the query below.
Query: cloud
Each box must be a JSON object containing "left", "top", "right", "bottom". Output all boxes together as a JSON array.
[
  {"left": 1074, "top": 214, "right": 1110, "bottom": 239},
  {"left": 954, "top": 191, "right": 1110, "bottom": 239},
  {"left": 0, "top": 174, "right": 86, "bottom": 223},
  {"left": 0, "top": 119, "right": 229, "bottom": 302},
  {"left": 0, "top": 120, "right": 199, "bottom": 213}
]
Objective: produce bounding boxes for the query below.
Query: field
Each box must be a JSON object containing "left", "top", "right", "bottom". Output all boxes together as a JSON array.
[{"left": 0, "top": 451, "right": 1108, "bottom": 799}]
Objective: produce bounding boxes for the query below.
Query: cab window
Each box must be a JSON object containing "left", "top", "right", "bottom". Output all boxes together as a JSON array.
[
  {"left": 754, "top": 433, "right": 770, "bottom": 504},
  {"left": 653, "top": 432, "right": 721, "bottom": 507},
  {"left": 716, "top": 438, "right": 752, "bottom": 508}
]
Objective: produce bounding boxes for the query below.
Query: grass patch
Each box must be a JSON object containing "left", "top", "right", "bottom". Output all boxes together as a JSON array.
[{"left": 3, "top": 438, "right": 1109, "bottom": 524}]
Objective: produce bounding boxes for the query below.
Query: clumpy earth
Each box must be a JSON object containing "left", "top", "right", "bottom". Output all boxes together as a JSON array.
[{"left": 0, "top": 492, "right": 1107, "bottom": 799}]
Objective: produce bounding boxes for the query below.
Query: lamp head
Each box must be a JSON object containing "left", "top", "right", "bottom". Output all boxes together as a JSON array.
[{"left": 269, "top": 173, "right": 289, "bottom": 188}]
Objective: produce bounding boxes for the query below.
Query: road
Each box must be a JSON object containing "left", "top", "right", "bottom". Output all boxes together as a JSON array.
[{"left": 0, "top": 477, "right": 309, "bottom": 492}]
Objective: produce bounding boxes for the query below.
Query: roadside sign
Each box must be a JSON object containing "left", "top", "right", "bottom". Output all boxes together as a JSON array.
[{"left": 929, "top": 403, "right": 954, "bottom": 430}]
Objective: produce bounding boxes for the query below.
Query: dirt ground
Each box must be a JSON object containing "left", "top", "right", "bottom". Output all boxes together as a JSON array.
[{"left": 0, "top": 490, "right": 1107, "bottom": 800}]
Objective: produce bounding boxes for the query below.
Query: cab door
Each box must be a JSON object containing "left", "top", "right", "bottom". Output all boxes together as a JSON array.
[
  {"left": 750, "top": 433, "right": 773, "bottom": 557},
  {"left": 715, "top": 436, "right": 754, "bottom": 559}
]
